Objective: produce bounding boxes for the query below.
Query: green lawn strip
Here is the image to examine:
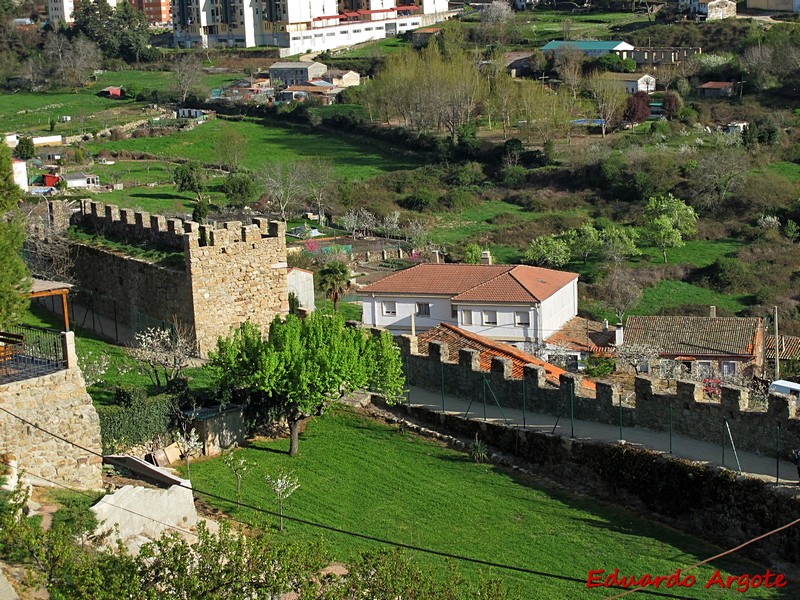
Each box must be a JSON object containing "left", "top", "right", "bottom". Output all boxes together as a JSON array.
[
  {"left": 82, "top": 185, "right": 215, "bottom": 214},
  {"left": 635, "top": 239, "right": 745, "bottom": 268},
  {"left": 765, "top": 161, "right": 800, "bottom": 183},
  {"left": 86, "top": 118, "right": 421, "bottom": 180},
  {"left": 186, "top": 408, "right": 777, "bottom": 597},
  {"left": 631, "top": 280, "right": 751, "bottom": 317},
  {"left": 315, "top": 299, "right": 362, "bottom": 322},
  {"left": 67, "top": 228, "right": 186, "bottom": 270},
  {"left": 20, "top": 305, "right": 212, "bottom": 406}
]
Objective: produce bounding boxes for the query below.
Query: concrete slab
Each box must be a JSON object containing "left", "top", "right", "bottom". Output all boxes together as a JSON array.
[
  {"left": 92, "top": 483, "right": 198, "bottom": 554},
  {"left": 104, "top": 455, "right": 185, "bottom": 488},
  {"left": 0, "top": 564, "right": 19, "bottom": 600}
]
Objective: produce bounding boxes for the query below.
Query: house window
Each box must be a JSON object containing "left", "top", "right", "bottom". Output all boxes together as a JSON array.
[
  {"left": 382, "top": 301, "right": 396, "bottom": 316},
  {"left": 462, "top": 310, "right": 472, "bottom": 326},
  {"left": 482, "top": 310, "right": 497, "bottom": 326},
  {"left": 721, "top": 361, "right": 736, "bottom": 376},
  {"left": 694, "top": 361, "right": 712, "bottom": 376},
  {"left": 451, "top": 306, "right": 458, "bottom": 319},
  {"left": 416, "top": 303, "right": 430, "bottom": 317},
  {"left": 515, "top": 311, "right": 529, "bottom": 326}
]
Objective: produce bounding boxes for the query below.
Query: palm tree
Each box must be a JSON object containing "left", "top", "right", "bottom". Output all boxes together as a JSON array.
[{"left": 318, "top": 261, "right": 351, "bottom": 311}]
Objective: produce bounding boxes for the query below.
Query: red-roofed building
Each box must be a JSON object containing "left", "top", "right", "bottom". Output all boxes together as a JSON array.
[{"left": 358, "top": 262, "right": 578, "bottom": 344}]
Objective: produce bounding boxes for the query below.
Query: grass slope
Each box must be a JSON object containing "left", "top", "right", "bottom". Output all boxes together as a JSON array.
[
  {"left": 87, "top": 118, "right": 421, "bottom": 180},
  {"left": 187, "top": 408, "right": 779, "bottom": 597}
]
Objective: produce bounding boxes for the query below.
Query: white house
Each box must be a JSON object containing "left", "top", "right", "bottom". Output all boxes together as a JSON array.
[
  {"left": 358, "top": 263, "right": 579, "bottom": 344},
  {"left": 63, "top": 173, "right": 100, "bottom": 189},
  {"left": 12, "top": 159, "right": 29, "bottom": 192},
  {"left": 689, "top": 0, "right": 736, "bottom": 19},
  {"left": 287, "top": 267, "right": 316, "bottom": 312},
  {"left": 601, "top": 72, "right": 656, "bottom": 94}
]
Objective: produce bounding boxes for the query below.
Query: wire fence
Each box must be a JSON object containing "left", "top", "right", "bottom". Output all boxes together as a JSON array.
[{"left": 0, "top": 324, "right": 66, "bottom": 384}]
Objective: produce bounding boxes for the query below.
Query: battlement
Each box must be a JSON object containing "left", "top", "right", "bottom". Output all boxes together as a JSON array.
[
  {"left": 398, "top": 334, "right": 800, "bottom": 459},
  {"left": 72, "top": 200, "right": 286, "bottom": 253}
]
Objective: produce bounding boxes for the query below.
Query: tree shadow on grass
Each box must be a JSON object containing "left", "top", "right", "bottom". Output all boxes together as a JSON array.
[{"left": 128, "top": 191, "right": 190, "bottom": 201}]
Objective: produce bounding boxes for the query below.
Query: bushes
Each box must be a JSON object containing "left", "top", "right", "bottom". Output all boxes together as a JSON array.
[{"left": 96, "top": 394, "right": 175, "bottom": 454}]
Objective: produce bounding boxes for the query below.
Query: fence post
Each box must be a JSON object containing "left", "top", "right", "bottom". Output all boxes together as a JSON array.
[
  {"left": 61, "top": 331, "right": 77, "bottom": 369},
  {"left": 668, "top": 403, "right": 673, "bottom": 455},
  {"left": 618, "top": 399, "right": 623, "bottom": 442},
  {"left": 776, "top": 421, "right": 781, "bottom": 485},
  {"left": 522, "top": 377, "right": 527, "bottom": 428},
  {"left": 722, "top": 417, "right": 726, "bottom": 466},
  {"left": 440, "top": 361, "right": 445, "bottom": 414}
]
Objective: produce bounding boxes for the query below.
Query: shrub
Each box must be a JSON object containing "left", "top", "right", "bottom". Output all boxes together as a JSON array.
[
  {"left": 500, "top": 165, "right": 528, "bottom": 188},
  {"left": 438, "top": 187, "right": 477, "bottom": 211},
  {"left": 705, "top": 257, "right": 755, "bottom": 293},
  {"left": 110, "top": 127, "right": 125, "bottom": 141},
  {"left": 97, "top": 394, "right": 175, "bottom": 454},
  {"left": 584, "top": 353, "right": 615, "bottom": 378},
  {"left": 400, "top": 188, "right": 438, "bottom": 212},
  {"left": 113, "top": 383, "right": 146, "bottom": 407}
]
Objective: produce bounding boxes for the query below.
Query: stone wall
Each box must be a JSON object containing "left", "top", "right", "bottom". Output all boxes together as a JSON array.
[
  {"left": 0, "top": 367, "right": 103, "bottom": 490},
  {"left": 65, "top": 200, "right": 288, "bottom": 356},
  {"left": 398, "top": 335, "right": 800, "bottom": 459}
]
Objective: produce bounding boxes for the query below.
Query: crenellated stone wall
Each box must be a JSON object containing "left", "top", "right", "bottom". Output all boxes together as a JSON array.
[
  {"left": 65, "top": 200, "right": 288, "bottom": 356},
  {"left": 397, "top": 334, "right": 800, "bottom": 459},
  {"left": 0, "top": 367, "right": 103, "bottom": 490}
]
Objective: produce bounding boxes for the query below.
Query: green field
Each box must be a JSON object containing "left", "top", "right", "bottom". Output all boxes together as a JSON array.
[
  {"left": 186, "top": 408, "right": 779, "bottom": 597},
  {"left": 87, "top": 118, "right": 422, "bottom": 180},
  {"left": 632, "top": 280, "right": 751, "bottom": 317},
  {"left": 637, "top": 239, "right": 746, "bottom": 268}
]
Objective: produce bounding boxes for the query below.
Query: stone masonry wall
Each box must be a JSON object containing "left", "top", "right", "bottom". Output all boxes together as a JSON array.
[
  {"left": 66, "top": 201, "right": 288, "bottom": 356},
  {"left": 397, "top": 335, "right": 800, "bottom": 459},
  {"left": 0, "top": 367, "right": 103, "bottom": 490}
]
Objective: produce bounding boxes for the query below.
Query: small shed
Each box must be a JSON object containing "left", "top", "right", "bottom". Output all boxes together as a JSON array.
[
  {"left": 63, "top": 173, "right": 100, "bottom": 189},
  {"left": 98, "top": 86, "right": 124, "bottom": 98},
  {"left": 696, "top": 81, "right": 736, "bottom": 98},
  {"left": 287, "top": 268, "right": 316, "bottom": 312}
]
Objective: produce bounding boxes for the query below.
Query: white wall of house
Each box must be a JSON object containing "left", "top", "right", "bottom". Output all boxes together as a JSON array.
[
  {"left": 363, "top": 295, "right": 454, "bottom": 332},
  {"left": 12, "top": 160, "right": 28, "bottom": 192},
  {"left": 287, "top": 269, "right": 316, "bottom": 312},
  {"left": 540, "top": 279, "right": 578, "bottom": 341},
  {"left": 456, "top": 303, "right": 539, "bottom": 343}
]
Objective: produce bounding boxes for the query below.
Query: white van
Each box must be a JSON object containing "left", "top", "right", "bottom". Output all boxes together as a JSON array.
[{"left": 768, "top": 380, "right": 800, "bottom": 398}]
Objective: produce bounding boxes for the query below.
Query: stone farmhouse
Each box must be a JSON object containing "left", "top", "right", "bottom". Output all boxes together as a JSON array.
[
  {"left": 358, "top": 261, "right": 578, "bottom": 345},
  {"left": 63, "top": 200, "right": 289, "bottom": 356},
  {"left": 269, "top": 61, "right": 328, "bottom": 87},
  {"left": 620, "top": 313, "right": 765, "bottom": 377},
  {"left": 689, "top": 0, "right": 737, "bottom": 20}
]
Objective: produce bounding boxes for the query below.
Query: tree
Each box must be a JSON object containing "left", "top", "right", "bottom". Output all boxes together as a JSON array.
[
  {"left": 222, "top": 447, "right": 253, "bottom": 508},
  {"left": 318, "top": 261, "right": 351, "bottom": 311},
  {"left": 600, "top": 226, "right": 640, "bottom": 268},
  {"left": 264, "top": 471, "right": 300, "bottom": 531},
  {"left": 13, "top": 136, "right": 34, "bottom": 160},
  {"left": 172, "top": 54, "right": 203, "bottom": 103},
  {"left": 586, "top": 72, "right": 627, "bottom": 137},
  {"left": 127, "top": 324, "right": 195, "bottom": 389},
  {"left": 478, "top": 0, "right": 514, "bottom": 43},
  {"left": 214, "top": 129, "right": 247, "bottom": 172},
  {"left": 303, "top": 158, "right": 336, "bottom": 225},
  {"left": 463, "top": 243, "right": 482, "bottom": 264},
  {"left": 209, "top": 314, "right": 405, "bottom": 457},
  {"left": 555, "top": 46, "right": 585, "bottom": 99},
  {"left": 602, "top": 268, "right": 642, "bottom": 323},
  {"left": 571, "top": 221, "right": 601, "bottom": 264},
  {"left": 785, "top": 220, "right": 800, "bottom": 243},
  {"left": 0, "top": 142, "right": 29, "bottom": 329},
  {"left": 623, "top": 91, "right": 651, "bottom": 124},
  {"left": 382, "top": 211, "right": 401, "bottom": 240},
  {"left": 525, "top": 234, "right": 571, "bottom": 268},
  {"left": 662, "top": 92, "right": 681, "bottom": 120},
  {"left": 641, "top": 193, "right": 697, "bottom": 262},
  {"left": 173, "top": 162, "right": 205, "bottom": 202},
  {"left": 43, "top": 34, "right": 101, "bottom": 91},
  {"left": 692, "top": 148, "right": 747, "bottom": 212},
  {"left": 262, "top": 161, "right": 306, "bottom": 222},
  {"left": 222, "top": 171, "right": 259, "bottom": 207}
]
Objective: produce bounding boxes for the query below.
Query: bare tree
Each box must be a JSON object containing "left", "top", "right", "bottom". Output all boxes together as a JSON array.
[
  {"left": 586, "top": 72, "right": 627, "bottom": 137},
  {"left": 127, "top": 322, "right": 196, "bottom": 389},
  {"left": 172, "top": 54, "right": 204, "bottom": 103},
  {"left": 342, "top": 209, "right": 361, "bottom": 240},
  {"left": 261, "top": 161, "right": 307, "bottom": 222},
  {"left": 44, "top": 33, "right": 100, "bottom": 91},
  {"left": 741, "top": 45, "right": 774, "bottom": 91},
  {"left": 23, "top": 203, "right": 75, "bottom": 283},
  {"left": 383, "top": 211, "right": 401, "bottom": 240},
  {"left": 601, "top": 268, "right": 642, "bottom": 323},
  {"left": 691, "top": 147, "right": 748, "bottom": 213},
  {"left": 303, "top": 158, "right": 336, "bottom": 226},
  {"left": 555, "top": 47, "right": 585, "bottom": 99},
  {"left": 404, "top": 219, "right": 431, "bottom": 249}
]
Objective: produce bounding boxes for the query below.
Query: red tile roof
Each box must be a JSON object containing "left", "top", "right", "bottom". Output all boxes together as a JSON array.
[
  {"left": 766, "top": 335, "right": 800, "bottom": 360},
  {"left": 358, "top": 264, "right": 577, "bottom": 303},
  {"left": 624, "top": 316, "right": 763, "bottom": 358},
  {"left": 697, "top": 81, "right": 734, "bottom": 89},
  {"left": 545, "top": 317, "right": 616, "bottom": 353},
  {"left": 417, "top": 323, "right": 596, "bottom": 391}
]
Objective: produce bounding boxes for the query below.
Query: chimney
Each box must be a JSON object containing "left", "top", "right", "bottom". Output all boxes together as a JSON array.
[
  {"left": 615, "top": 324, "right": 624, "bottom": 346},
  {"left": 432, "top": 249, "right": 441, "bottom": 264},
  {"left": 710, "top": 305, "right": 717, "bottom": 318},
  {"left": 480, "top": 250, "right": 492, "bottom": 265},
  {"left": 602, "top": 319, "right": 609, "bottom": 332}
]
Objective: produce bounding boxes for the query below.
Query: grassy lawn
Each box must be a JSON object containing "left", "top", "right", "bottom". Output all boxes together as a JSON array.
[
  {"left": 331, "top": 35, "right": 412, "bottom": 58},
  {"left": 186, "top": 408, "right": 778, "bottom": 597},
  {"left": 517, "top": 10, "right": 653, "bottom": 45},
  {"left": 87, "top": 118, "right": 422, "bottom": 180},
  {"left": 637, "top": 239, "right": 745, "bottom": 268},
  {"left": 766, "top": 161, "right": 800, "bottom": 183},
  {"left": 632, "top": 280, "right": 751, "bottom": 317},
  {"left": 20, "top": 304, "right": 213, "bottom": 406}
]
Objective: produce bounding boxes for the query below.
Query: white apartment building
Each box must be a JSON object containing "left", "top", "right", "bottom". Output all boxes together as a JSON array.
[
  {"left": 47, "top": 0, "right": 117, "bottom": 25},
  {"left": 173, "top": 0, "right": 453, "bottom": 55}
]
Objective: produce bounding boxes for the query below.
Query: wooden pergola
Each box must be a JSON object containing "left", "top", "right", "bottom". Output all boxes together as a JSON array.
[{"left": 29, "top": 279, "right": 72, "bottom": 331}]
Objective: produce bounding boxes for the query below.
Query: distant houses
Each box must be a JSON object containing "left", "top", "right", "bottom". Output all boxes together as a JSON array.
[
  {"left": 268, "top": 61, "right": 328, "bottom": 87},
  {"left": 696, "top": 81, "right": 736, "bottom": 98}
]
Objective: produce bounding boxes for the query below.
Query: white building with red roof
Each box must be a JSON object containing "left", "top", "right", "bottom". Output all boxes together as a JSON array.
[{"left": 358, "top": 262, "right": 578, "bottom": 344}]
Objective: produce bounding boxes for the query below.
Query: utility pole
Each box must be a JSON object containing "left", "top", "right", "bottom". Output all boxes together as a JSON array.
[
  {"left": 774, "top": 305, "right": 780, "bottom": 381},
  {"left": 739, "top": 79, "right": 746, "bottom": 99}
]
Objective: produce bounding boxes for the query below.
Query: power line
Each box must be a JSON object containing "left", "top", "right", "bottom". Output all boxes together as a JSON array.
[{"left": 0, "top": 404, "right": 788, "bottom": 599}]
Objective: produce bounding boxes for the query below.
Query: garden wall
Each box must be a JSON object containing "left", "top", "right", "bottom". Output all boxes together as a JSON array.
[
  {"left": 397, "top": 335, "right": 800, "bottom": 459},
  {"left": 66, "top": 200, "right": 289, "bottom": 355},
  {"left": 0, "top": 365, "right": 103, "bottom": 490},
  {"left": 392, "top": 401, "right": 800, "bottom": 565}
]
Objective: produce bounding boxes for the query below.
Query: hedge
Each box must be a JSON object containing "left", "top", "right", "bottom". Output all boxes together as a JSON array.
[{"left": 96, "top": 394, "right": 175, "bottom": 454}]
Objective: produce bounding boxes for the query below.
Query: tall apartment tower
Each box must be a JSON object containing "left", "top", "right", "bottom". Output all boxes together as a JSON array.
[{"left": 48, "top": 0, "right": 119, "bottom": 25}]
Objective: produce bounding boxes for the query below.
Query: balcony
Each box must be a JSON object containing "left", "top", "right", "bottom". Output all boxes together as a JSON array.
[{"left": 0, "top": 325, "right": 69, "bottom": 384}]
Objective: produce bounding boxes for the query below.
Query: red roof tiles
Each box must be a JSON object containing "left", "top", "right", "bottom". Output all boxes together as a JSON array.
[
  {"left": 358, "top": 264, "right": 577, "bottom": 303},
  {"left": 624, "top": 316, "right": 763, "bottom": 358}
]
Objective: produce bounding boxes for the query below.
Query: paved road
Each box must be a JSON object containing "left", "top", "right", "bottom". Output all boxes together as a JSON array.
[{"left": 408, "top": 386, "right": 800, "bottom": 487}]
